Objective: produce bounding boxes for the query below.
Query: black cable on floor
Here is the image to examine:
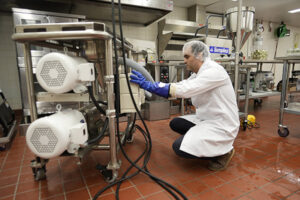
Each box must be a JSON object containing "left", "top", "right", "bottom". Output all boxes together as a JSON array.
[
  {"left": 115, "top": 1, "right": 188, "bottom": 199},
  {"left": 93, "top": 1, "right": 188, "bottom": 199}
]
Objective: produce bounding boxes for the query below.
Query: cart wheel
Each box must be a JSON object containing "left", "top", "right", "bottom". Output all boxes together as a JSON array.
[
  {"left": 278, "top": 128, "right": 289, "bottom": 137},
  {"left": 126, "top": 126, "right": 136, "bottom": 143},
  {"left": 126, "top": 134, "right": 134, "bottom": 143},
  {"left": 96, "top": 164, "right": 113, "bottom": 182},
  {"left": 254, "top": 99, "right": 263, "bottom": 106},
  {"left": 34, "top": 168, "right": 46, "bottom": 181},
  {"left": 243, "top": 121, "right": 247, "bottom": 131}
]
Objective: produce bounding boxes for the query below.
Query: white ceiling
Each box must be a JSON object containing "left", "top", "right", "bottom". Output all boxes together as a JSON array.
[{"left": 173, "top": 0, "right": 300, "bottom": 27}]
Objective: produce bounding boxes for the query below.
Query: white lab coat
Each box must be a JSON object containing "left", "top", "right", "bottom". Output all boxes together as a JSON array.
[{"left": 171, "top": 58, "right": 240, "bottom": 157}]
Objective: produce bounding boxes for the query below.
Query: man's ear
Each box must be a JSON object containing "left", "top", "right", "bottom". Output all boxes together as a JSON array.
[{"left": 196, "top": 52, "right": 203, "bottom": 61}]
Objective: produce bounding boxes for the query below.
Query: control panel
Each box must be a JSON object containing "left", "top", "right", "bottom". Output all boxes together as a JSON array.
[{"left": 160, "top": 66, "right": 169, "bottom": 83}]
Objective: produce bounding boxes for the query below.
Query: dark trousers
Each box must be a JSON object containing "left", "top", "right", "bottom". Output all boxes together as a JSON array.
[{"left": 169, "top": 117, "right": 200, "bottom": 159}]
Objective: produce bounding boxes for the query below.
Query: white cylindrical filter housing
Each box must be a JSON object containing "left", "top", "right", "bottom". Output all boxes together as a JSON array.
[
  {"left": 26, "top": 110, "right": 88, "bottom": 159},
  {"left": 36, "top": 52, "right": 89, "bottom": 93}
]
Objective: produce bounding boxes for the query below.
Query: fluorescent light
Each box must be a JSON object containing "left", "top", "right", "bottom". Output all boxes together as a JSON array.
[{"left": 288, "top": 8, "right": 300, "bottom": 13}]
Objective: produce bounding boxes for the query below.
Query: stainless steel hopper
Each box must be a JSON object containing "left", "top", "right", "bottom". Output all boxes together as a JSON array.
[{"left": 225, "top": 6, "right": 255, "bottom": 50}]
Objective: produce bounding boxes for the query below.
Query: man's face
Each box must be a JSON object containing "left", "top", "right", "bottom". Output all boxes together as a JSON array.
[{"left": 183, "top": 47, "right": 203, "bottom": 73}]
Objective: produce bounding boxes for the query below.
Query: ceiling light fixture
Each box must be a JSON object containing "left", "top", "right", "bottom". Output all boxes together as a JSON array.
[{"left": 288, "top": 8, "right": 300, "bottom": 13}]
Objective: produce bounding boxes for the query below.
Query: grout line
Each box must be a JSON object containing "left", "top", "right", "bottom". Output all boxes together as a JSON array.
[
  {"left": 57, "top": 159, "right": 68, "bottom": 200},
  {"left": 78, "top": 164, "right": 92, "bottom": 200},
  {"left": 12, "top": 145, "right": 26, "bottom": 200},
  {"left": 0, "top": 149, "right": 9, "bottom": 171},
  {"left": 39, "top": 179, "right": 41, "bottom": 200}
]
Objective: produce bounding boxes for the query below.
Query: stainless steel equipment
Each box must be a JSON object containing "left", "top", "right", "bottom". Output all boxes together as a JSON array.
[
  {"left": 254, "top": 71, "right": 274, "bottom": 92},
  {"left": 205, "top": 37, "right": 232, "bottom": 60},
  {"left": 5, "top": 0, "right": 173, "bottom": 26},
  {"left": 12, "top": 8, "right": 86, "bottom": 120},
  {"left": 12, "top": 21, "right": 140, "bottom": 182},
  {"left": 157, "top": 18, "right": 226, "bottom": 60},
  {"left": 277, "top": 56, "right": 300, "bottom": 137},
  {"left": 225, "top": 6, "right": 255, "bottom": 50},
  {"left": 143, "top": 62, "right": 179, "bottom": 120}
]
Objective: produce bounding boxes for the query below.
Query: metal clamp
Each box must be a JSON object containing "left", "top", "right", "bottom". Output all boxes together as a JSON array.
[
  {"left": 104, "top": 75, "right": 115, "bottom": 83},
  {"left": 106, "top": 109, "right": 116, "bottom": 118}
]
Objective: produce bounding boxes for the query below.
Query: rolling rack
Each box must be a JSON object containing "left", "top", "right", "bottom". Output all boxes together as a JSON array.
[
  {"left": 276, "top": 56, "right": 300, "bottom": 137},
  {"left": 12, "top": 22, "right": 134, "bottom": 182},
  {"left": 216, "top": 58, "right": 283, "bottom": 130}
]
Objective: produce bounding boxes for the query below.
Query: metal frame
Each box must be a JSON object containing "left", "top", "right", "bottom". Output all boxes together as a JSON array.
[
  {"left": 277, "top": 56, "right": 300, "bottom": 136},
  {"left": 12, "top": 22, "right": 124, "bottom": 181}
]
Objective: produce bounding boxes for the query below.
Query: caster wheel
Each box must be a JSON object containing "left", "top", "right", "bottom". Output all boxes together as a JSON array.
[
  {"left": 126, "top": 134, "right": 134, "bottom": 143},
  {"left": 254, "top": 99, "right": 263, "bottom": 106},
  {"left": 96, "top": 164, "right": 113, "bottom": 182},
  {"left": 126, "top": 126, "right": 136, "bottom": 143},
  {"left": 34, "top": 168, "right": 46, "bottom": 181},
  {"left": 278, "top": 128, "right": 289, "bottom": 137},
  {"left": 243, "top": 121, "right": 247, "bottom": 131}
]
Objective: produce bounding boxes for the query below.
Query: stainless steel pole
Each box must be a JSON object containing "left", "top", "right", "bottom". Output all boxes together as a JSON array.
[
  {"left": 23, "top": 43, "right": 38, "bottom": 121},
  {"left": 105, "top": 39, "right": 120, "bottom": 176},
  {"left": 234, "top": 0, "right": 243, "bottom": 98},
  {"left": 244, "top": 67, "right": 250, "bottom": 118},
  {"left": 278, "top": 61, "right": 289, "bottom": 127}
]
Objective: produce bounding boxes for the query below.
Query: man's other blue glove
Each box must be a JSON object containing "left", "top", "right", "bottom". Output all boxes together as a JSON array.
[{"left": 130, "top": 70, "right": 170, "bottom": 98}]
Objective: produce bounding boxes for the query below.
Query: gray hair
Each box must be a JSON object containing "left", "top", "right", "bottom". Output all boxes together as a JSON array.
[{"left": 182, "top": 40, "right": 210, "bottom": 61}]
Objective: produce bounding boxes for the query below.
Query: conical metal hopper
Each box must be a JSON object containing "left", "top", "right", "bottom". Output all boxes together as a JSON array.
[{"left": 225, "top": 6, "right": 255, "bottom": 49}]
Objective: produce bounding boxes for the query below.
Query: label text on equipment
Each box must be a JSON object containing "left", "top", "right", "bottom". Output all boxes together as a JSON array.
[{"left": 209, "top": 46, "right": 230, "bottom": 54}]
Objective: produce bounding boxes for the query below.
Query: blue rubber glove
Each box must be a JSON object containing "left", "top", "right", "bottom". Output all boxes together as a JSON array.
[{"left": 130, "top": 70, "right": 170, "bottom": 98}]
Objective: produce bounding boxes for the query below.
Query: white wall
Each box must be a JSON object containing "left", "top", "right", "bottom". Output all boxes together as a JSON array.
[
  {"left": 0, "top": 12, "right": 21, "bottom": 109},
  {"left": 242, "top": 21, "right": 300, "bottom": 85}
]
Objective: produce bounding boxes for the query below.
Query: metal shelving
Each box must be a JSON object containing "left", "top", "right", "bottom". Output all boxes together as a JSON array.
[{"left": 276, "top": 56, "right": 300, "bottom": 137}]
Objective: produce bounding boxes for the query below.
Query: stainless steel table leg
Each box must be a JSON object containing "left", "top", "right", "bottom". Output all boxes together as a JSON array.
[
  {"left": 105, "top": 39, "right": 120, "bottom": 182},
  {"left": 243, "top": 67, "right": 251, "bottom": 128},
  {"left": 278, "top": 61, "right": 289, "bottom": 128},
  {"left": 23, "top": 43, "right": 37, "bottom": 122}
]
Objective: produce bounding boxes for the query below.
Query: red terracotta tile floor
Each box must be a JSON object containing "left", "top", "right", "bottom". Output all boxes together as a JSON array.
[{"left": 1, "top": 96, "right": 300, "bottom": 200}]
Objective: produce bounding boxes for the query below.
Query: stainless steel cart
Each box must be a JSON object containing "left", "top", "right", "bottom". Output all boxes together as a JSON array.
[
  {"left": 12, "top": 22, "right": 134, "bottom": 182},
  {"left": 277, "top": 56, "right": 300, "bottom": 137}
]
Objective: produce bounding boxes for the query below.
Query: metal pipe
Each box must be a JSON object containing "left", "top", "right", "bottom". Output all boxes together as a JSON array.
[
  {"left": 194, "top": 25, "right": 207, "bottom": 37},
  {"left": 105, "top": 39, "right": 120, "bottom": 171},
  {"left": 92, "top": 144, "right": 110, "bottom": 150},
  {"left": 234, "top": 0, "right": 243, "bottom": 98},
  {"left": 205, "top": 14, "right": 224, "bottom": 37},
  {"left": 278, "top": 60, "right": 289, "bottom": 127},
  {"left": 244, "top": 67, "right": 251, "bottom": 120},
  {"left": 23, "top": 43, "right": 38, "bottom": 121},
  {"left": 217, "top": 29, "right": 226, "bottom": 38}
]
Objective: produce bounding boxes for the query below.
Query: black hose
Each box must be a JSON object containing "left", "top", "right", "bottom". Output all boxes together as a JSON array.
[
  {"left": 217, "top": 29, "right": 226, "bottom": 38},
  {"left": 86, "top": 85, "right": 108, "bottom": 145},
  {"left": 93, "top": 124, "right": 149, "bottom": 200},
  {"left": 115, "top": 1, "right": 188, "bottom": 200},
  {"left": 194, "top": 25, "right": 207, "bottom": 37},
  {"left": 85, "top": 118, "right": 108, "bottom": 145},
  {"left": 92, "top": 1, "right": 188, "bottom": 200},
  {"left": 87, "top": 86, "right": 106, "bottom": 115}
]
